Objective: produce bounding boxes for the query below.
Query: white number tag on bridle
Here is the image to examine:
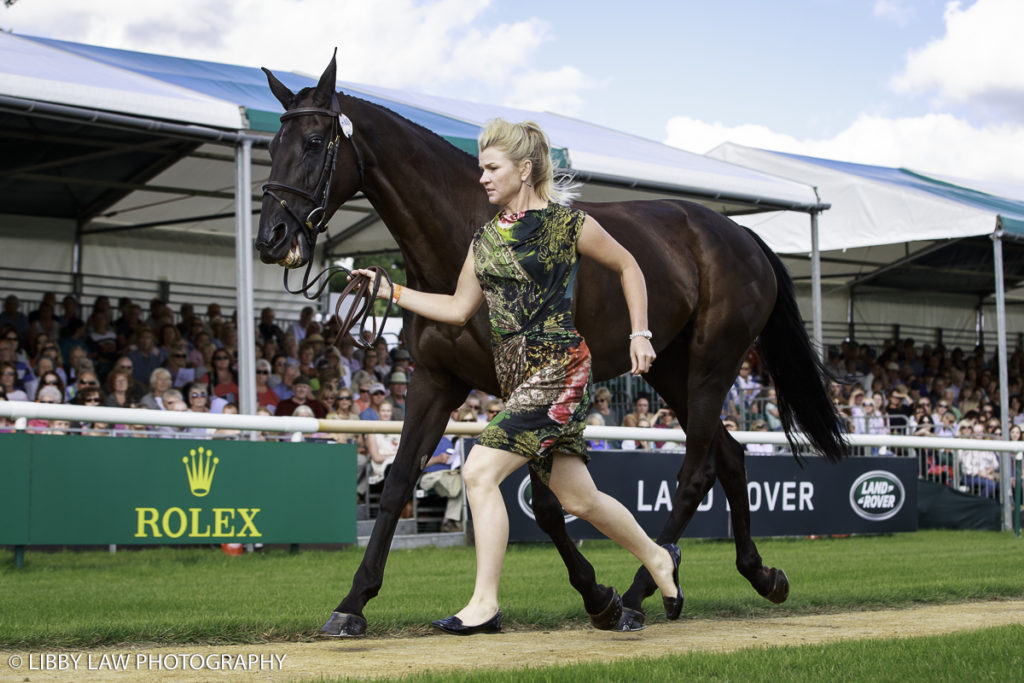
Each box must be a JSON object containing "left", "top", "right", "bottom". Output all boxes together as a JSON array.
[{"left": 339, "top": 114, "right": 354, "bottom": 139}]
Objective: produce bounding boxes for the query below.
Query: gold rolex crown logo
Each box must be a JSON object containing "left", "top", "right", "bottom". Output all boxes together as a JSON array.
[{"left": 183, "top": 447, "right": 219, "bottom": 497}]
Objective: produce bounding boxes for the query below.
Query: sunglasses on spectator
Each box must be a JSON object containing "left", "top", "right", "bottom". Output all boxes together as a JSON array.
[
  {"left": 191, "top": 392, "right": 207, "bottom": 398},
  {"left": 338, "top": 395, "right": 352, "bottom": 400},
  {"left": 214, "top": 355, "right": 230, "bottom": 361},
  {"left": 256, "top": 369, "right": 269, "bottom": 374},
  {"left": 79, "top": 379, "right": 97, "bottom": 386},
  {"left": 42, "top": 379, "right": 60, "bottom": 385},
  {"left": 39, "top": 399, "right": 57, "bottom": 404},
  {"left": 84, "top": 397, "right": 101, "bottom": 404},
  {"left": 2, "top": 370, "right": 16, "bottom": 376},
  {"left": 487, "top": 409, "right": 501, "bottom": 416},
  {"left": 172, "top": 353, "right": 186, "bottom": 358},
  {"left": 372, "top": 390, "right": 386, "bottom": 396}
]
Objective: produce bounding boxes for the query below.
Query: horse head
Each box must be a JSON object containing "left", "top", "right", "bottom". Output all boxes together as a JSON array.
[{"left": 257, "top": 53, "right": 363, "bottom": 268}]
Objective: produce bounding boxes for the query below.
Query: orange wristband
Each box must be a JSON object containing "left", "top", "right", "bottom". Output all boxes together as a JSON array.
[{"left": 392, "top": 284, "right": 404, "bottom": 304}]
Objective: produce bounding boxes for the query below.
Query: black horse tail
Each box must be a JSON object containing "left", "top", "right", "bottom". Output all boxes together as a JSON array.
[{"left": 745, "top": 227, "right": 846, "bottom": 464}]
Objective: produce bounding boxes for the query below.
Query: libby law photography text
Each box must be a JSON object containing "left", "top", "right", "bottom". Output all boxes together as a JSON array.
[{"left": 6, "top": 652, "right": 287, "bottom": 673}]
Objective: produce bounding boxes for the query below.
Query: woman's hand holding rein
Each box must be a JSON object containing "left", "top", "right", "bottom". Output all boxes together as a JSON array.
[{"left": 348, "top": 269, "right": 393, "bottom": 301}]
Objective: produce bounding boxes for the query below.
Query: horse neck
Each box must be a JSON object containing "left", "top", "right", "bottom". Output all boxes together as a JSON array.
[{"left": 345, "top": 97, "right": 490, "bottom": 289}]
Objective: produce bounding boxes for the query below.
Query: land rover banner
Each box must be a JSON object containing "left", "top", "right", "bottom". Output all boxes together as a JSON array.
[
  {"left": 500, "top": 451, "right": 918, "bottom": 542},
  {"left": 1, "top": 434, "right": 356, "bottom": 545}
]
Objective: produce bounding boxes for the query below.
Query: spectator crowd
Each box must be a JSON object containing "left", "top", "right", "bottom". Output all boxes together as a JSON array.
[{"left": 1, "top": 291, "right": 1018, "bottom": 502}]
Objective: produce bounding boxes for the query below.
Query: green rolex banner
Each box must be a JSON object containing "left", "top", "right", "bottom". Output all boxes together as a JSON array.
[{"left": 1, "top": 434, "right": 356, "bottom": 545}]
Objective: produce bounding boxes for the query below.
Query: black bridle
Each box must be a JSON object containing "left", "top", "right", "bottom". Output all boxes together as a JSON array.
[{"left": 261, "top": 95, "right": 394, "bottom": 351}]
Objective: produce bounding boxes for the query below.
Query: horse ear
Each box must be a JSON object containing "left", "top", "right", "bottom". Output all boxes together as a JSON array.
[
  {"left": 312, "top": 48, "right": 338, "bottom": 108},
  {"left": 262, "top": 67, "right": 295, "bottom": 109}
]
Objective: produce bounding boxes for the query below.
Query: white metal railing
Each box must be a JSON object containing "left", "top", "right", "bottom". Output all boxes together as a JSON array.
[{"left": 2, "top": 401, "right": 1019, "bottom": 530}]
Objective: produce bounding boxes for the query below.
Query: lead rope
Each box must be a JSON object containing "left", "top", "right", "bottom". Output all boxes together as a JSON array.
[{"left": 283, "top": 260, "right": 395, "bottom": 351}]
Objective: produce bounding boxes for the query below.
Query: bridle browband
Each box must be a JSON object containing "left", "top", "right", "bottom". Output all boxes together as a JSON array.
[{"left": 261, "top": 94, "right": 394, "bottom": 351}]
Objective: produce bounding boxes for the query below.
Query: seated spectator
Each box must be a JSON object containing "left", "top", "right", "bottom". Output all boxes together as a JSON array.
[
  {"left": 358, "top": 381, "right": 389, "bottom": 420},
  {"left": 316, "top": 382, "right": 339, "bottom": 415},
  {"left": 128, "top": 328, "right": 166, "bottom": 386},
  {"left": 484, "top": 398, "right": 505, "bottom": 423},
  {"left": 276, "top": 376, "right": 327, "bottom": 418},
  {"left": 69, "top": 369, "right": 102, "bottom": 404},
  {"left": 268, "top": 353, "right": 288, "bottom": 388},
  {"left": 762, "top": 386, "right": 783, "bottom": 431},
  {"left": 338, "top": 336, "right": 361, "bottom": 377},
  {"left": 585, "top": 412, "right": 609, "bottom": 450},
  {"left": 0, "top": 295, "right": 29, "bottom": 343},
  {"left": 391, "top": 347, "right": 412, "bottom": 375},
  {"left": 366, "top": 400, "right": 400, "bottom": 485},
  {"left": 29, "top": 368, "right": 65, "bottom": 405},
  {"left": 257, "top": 307, "right": 285, "bottom": 347},
  {"left": 212, "top": 403, "right": 241, "bottom": 440},
  {"left": 0, "top": 360, "right": 28, "bottom": 401},
  {"left": 320, "top": 346, "right": 351, "bottom": 389},
  {"left": 419, "top": 435, "right": 466, "bottom": 532},
  {"left": 959, "top": 423, "right": 1000, "bottom": 498},
  {"left": 255, "top": 358, "right": 280, "bottom": 413},
  {"left": 164, "top": 344, "right": 196, "bottom": 388},
  {"left": 746, "top": 419, "right": 775, "bottom": 455},
  {"left": 387, "top": 372, "right": 408, "bottom": 419},
  {"left": 274, "top": 360, "right": 301, "bottom": 402},
  {"left": 184, "top": 381, "right": 211, "bottom": 414},
  {"left": 622, "top": 393, "right": 651, "bottom": 428},
  {"left": 588, "top": 386, "right": 619, "bottom": 426},
  {"left": 140, "top": 368, "right": 173, "bottom": 410},
  {"left": 622, "top": 417, "right": 653, "bottom": 451},
  {"left": 350, "top": 370, "right": 374, "bottom": 412},
  {"left": 28, "top": 385, "right": 63, "bottom": 432},
  {"left": 203, "top": 349, "right": 238, "bottom": 403},
  {"left": 86, "top": 309, "right": 119, "bottom": 380},
  {"left": 104, "top": 367, "right": 143, "bottom": 408},
  {"left": 298, "top": 339, "right": 318, "bottom": 383}
]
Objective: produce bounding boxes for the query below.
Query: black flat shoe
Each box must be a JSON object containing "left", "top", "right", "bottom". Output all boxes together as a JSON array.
[
  {"left": 662, "top": 543, "right": 683, "bottom": 620},
  {"left": 431, "top": 609, "right": 502, "bottom": 635}
]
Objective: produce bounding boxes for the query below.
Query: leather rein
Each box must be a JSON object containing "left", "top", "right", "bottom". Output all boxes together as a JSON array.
[{"left": 261, "top": 95, "right": 395, "bottom": 351}]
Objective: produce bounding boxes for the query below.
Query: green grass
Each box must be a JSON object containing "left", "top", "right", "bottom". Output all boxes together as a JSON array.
[
  {"left": 1, "top": 530, "right": 1022, "bottom": 648},
  {"left": 356, "top": 625, "right": 1024, "bottom": 683}
]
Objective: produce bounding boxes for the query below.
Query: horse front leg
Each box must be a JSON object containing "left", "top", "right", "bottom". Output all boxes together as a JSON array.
[
  {"left": 321, "top": 369, "right": 469, "bottom": 637},
  {"left": 528, "top": 469, "right": 621, "bottom": 629},
  {"left": 714, "top": 430, "right": 790, "bottom": 603}
]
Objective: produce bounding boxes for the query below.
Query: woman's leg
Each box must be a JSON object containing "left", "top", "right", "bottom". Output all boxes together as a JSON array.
[
  {"left": 548, "top": 455, "right": 679, "bottom": 599},
  {"left": 452, "top": 444, "right": 527, "bottom": 625}
]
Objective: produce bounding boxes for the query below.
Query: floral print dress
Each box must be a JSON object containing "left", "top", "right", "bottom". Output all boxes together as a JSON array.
[{"left": 473, "top": 203, "right": 592, "bottom": 482}]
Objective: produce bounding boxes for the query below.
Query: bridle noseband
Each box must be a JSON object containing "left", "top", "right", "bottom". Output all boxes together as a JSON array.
[{"left": 261, "top": 95, "right": 393, "bottom": 351}]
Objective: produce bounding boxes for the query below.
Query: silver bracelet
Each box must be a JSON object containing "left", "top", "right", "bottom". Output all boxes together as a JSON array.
[{"left": 629, "top": 330, "right": 653, "bottom": 341}]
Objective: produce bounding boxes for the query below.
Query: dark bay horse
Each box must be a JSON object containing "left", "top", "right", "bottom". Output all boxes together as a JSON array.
[{"left": 256, "top": 56, "right": 845, "bottom": 636}]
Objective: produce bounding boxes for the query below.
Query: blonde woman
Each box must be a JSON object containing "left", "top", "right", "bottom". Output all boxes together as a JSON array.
[{"left": 351, "top": 118, "right": 679, "bottom": 635}]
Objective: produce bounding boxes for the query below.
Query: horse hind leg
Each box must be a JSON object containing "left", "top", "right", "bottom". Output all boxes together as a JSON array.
[
  {"left": 714, "top": 428, "right": 790, "bottom": 603},
  {"left": 528, "top": 469, "right": 622, "bottom": 629}
]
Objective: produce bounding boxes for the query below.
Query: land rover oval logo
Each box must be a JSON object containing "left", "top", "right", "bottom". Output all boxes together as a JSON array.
[
  {"left": 849, "top": 470, "right": 905, "bottom": 521},
  {"left": 516, "top": 475, "right": 577, "bottom": 524}
]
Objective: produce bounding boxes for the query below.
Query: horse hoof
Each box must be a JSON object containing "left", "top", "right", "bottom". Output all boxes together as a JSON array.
[
  {"left": 616, "top": 606, "right": 645, "bottom": 632},
  {"left": 319, "top": 611, "right": 367, "bottom": 637},
  {"left": 764, "top": 568, "right": 790, "bottom": 604},
  {"left": 588, "top": 588, "right": 623, "bottom": 631}
]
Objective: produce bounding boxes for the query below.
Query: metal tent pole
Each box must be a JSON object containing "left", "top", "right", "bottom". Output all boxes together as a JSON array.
[
  {"left": 235, "top": 139, "right": 256, "bottom": 419},
  {"left": 811, "top": 209, "right": 823, "bottom": 359},
  {"left": 992, "top": 228, "right": 1012, "bottom": 531}
]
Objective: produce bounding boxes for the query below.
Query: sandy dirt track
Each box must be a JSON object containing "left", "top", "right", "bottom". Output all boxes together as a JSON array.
[{"left": 3, "top": 600, "right": 1022, "bottom": 681}]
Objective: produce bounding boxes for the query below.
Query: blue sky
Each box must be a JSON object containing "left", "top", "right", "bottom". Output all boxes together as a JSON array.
[{"left": 5, "top": 0, "right": 1023, "bottom": 192}]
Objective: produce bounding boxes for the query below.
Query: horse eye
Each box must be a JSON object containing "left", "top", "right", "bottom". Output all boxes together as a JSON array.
[{"left": 307, "top": 135, "right": 324, "bottom": 150}]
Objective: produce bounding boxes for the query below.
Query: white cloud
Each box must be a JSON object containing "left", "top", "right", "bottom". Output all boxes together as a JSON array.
[
  {"left": 3, "top": 0, "right": 585, "bottom": 108},
  {"left": 664, "top": 113, "right": 1024, "bottom": 195},
  {"left": 873, "top": 0, "right": 914, "bottom": 26},
  {"left": 890, "top": 0, "right": 1024, "bottom": 112}
]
